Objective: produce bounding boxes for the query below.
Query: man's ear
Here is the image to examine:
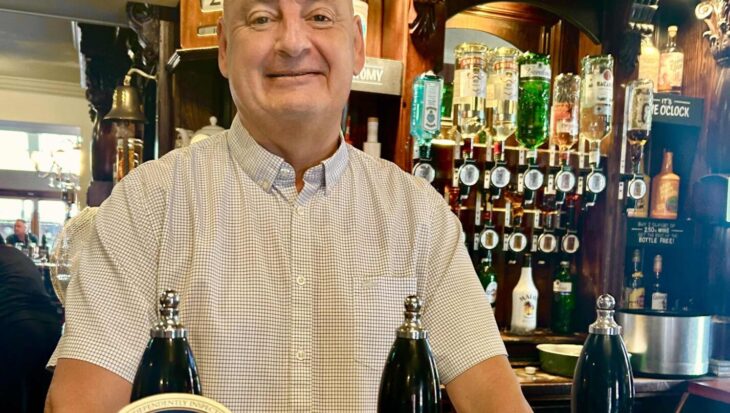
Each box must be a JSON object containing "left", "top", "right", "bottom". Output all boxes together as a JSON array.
[
  {"left": 217, "top": 18, "right": 229, "bottom": 79},
  {"left": 352, "top": 16, "right": 366, "bottom": 75}
]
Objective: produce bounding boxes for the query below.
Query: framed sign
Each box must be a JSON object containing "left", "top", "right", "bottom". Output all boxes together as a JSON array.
[{"left": 181, "top": 0, "right": 224, "bottom": 49}]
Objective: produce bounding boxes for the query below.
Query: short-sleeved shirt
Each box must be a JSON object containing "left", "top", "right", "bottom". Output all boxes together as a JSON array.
[{"left": 49, "top": 116, "right": 506, "bottom": 412}]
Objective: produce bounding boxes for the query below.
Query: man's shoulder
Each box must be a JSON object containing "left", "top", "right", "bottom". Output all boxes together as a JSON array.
[{"left": 347, "top": 146, "right": 444, "bottom": 208}]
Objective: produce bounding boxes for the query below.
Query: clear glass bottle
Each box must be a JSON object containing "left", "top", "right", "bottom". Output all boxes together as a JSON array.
[
  {"left": 478, "top": 250, "right": 498, "bottom": 308},
  {"left": 410, "top": 71, "right": 444, "bottom": 160},
  {"left": 510, "top": 253, "right": 539, "bottom": 335},
  {"left": 491, "top": 47, "right": 520, "bottom": 157},
  {"left": 571, "top": 295, "right": 634, "bottom": 413},
  {"left": 649, "top": 151, "right": 680, "bottom": 220},
  {"left": 516, "top": 52, "right": 551, "bottom": 154},
  {"left": 650, "top": 254, "right": 668, "bottom": 311},
  {"left": 658, "top": 25, "right": 684, "bottom": 94},
  {"left": 130, "top": 290, "right": 202, "bottom": 402},
  {"left": 579, "top": 55, "right": 614, "bottom": 164},
  {"left": 454, "top": 43, "right": 489, "bottom": 144},
  {"left": 551, "top": 261, "right": 576, "bottom": 334},
  {"left": 377, "top": 296, "right": 441, "bottom": 413},
  {"left": 625, "top": 79, "right": 654, "bottom": 174},
  {"left": 638, "top": 34, "right": 660, "bottom": 92},
  {"left": 550, "top": 73, "right": 581, "bottom": 163}
]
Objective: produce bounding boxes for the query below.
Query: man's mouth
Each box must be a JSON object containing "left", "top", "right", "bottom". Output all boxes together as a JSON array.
[{"left": 267, "top": 71, "right": 322, "bottom": 78}]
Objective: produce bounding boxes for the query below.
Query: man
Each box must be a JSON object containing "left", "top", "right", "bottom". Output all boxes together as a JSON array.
[
  {"left": 6, "top": 219, "right": 38, "bottom": 246},
  {"left": 0, "top": 245, "right": 63, "bottom": 413},
  {"left": 46, "top": 0, "right": 530, "bottom": 412}
]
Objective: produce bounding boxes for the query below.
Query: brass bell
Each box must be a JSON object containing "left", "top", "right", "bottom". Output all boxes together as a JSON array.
[{"left": 105, "top": 84, "right": 145, "bottom": 122}]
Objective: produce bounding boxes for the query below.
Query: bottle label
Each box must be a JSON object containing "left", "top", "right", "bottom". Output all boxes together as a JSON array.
[
  {"left": 421, "top": 80, "right": 442, "bottom": 133},
  {"left": 628, "top": 287, "right": 645, "bottom": 309},
  {"left": 584, "top": 70, "right": 614, "bottom": 107},
  {"left": 653, "top": 180, "right": 679, "bottom": 216},
  {"left": 516, "top": 293, "right": 538, "bottom": 322},
  {"left": 553, "top": 280, "right": 573, "bottom": 293},
  {"left": 659, "top": 52, "right": 683, "bottom": 90},
  {"left": 454, "top": 66, "right": 486, "bottom": 100},
  {"left": 486, "top": 281, "right": 498, "bottom": 305},
  {"left": 520, "top": 62, "right": 551, "bottom": 80},
  {"left": 480, "top": 228, "right": 500, "bottom": 250},
  {"left": 630, "top": 93, "right": 652, "bottom": 130},
  {"left": 119, "top": 394, "right": 232, "bottom": 413},
  {"left": 538, "top": 233, "right": 558, "bottom": 253},
  {"left": 493, "top": 61, "right": 518, "bottom": 101},
  {"left": 551, "top": 102, "right": 578, "bottom": 136},
  {"left": 651, "top": 292, "right": 668, "bottom": 311},
  {"left": 508, "top": 232, "right": 528, "bottom": 252}
]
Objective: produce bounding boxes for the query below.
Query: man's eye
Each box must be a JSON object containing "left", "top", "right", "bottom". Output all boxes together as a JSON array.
[
  {"left": 250, "top": 16, "right": 271, "bottom": 26},
  {"left": 311, "top": 14, "right": 333, "bottom": 24}
]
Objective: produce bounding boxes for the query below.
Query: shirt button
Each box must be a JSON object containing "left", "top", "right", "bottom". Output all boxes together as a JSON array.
[
  {"left": 296, "top": 275, "right": 306, "bottom": 285},
  {"left": 295, "top": 349, "right": 305, "bottom": 361},
  {"left": 294, "top": 205, "right": 303, "bottom": 215}
]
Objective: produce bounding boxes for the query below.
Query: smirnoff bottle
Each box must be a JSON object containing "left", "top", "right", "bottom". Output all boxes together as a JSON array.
[
  {"left": 130, "top": 290, "right": 202, "bottom": 401},
  {"left": 510, "top": 254, "right": 539, "bottom": 335},
  {"left": 571, "top": 295, "right": 634, "bottom": 413},
  {"left": 377, "top": 295, "right": 441, "bottom": 413}
]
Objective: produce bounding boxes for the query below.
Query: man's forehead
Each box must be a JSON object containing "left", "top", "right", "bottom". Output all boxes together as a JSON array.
[{"left": 228, "top": 0, "right": 349, "bottom": 10}]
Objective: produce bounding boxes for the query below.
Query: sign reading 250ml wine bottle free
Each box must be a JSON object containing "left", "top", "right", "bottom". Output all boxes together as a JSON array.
[{"left": 118, "top": 393, "right": 231, "bottom": 413}]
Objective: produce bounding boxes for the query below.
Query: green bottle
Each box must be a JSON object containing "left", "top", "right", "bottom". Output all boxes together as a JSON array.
[
  {"left": 551, "top": 261, "right": 576, "bottom": 334},
  {"left": 478, "top": 250, "right": 498, "bottom": 308},
  {"left": 516, "top": 52, "right": 551, "bottom": 153}
]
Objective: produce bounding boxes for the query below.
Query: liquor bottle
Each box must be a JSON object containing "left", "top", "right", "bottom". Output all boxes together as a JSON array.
[
  {"left": 411, "top": 72, "right": 443, "bottom": 183},
  {"left": 39, "top": 233, "right": 49, "bottom": 260},
  {"left": 510, "top": 254, "right": 539, "bottom": 335},
  {"left": 478, "top": 250, "right": 498, "bottom": 308},
  {"left": 377, "top": 295, "right": 441, "bottom": 413},
  {"left": 649, "top": 151, "right": 680, "bottom": 220},
  {"left": 516, "top": 52, "right": 551, "bottom": 152},
  {"left": 491, "top": 47, "right": 520, "bottom": 160},
  {"left": 571, "top": 294, "right": 634, "bottom": 413},
  {"left": 364, "top": 117, "right": 381, "bottom": 158},
  {"left": 130, "top": 290, "right": 202, "bottom": 402},
  {"left": 658, "top": 26, "right": 684, "bottom": 94},
  {"left": 650, "top": 255, "right": 668, "bottom": 311},
  {"left": 551, "top": 261, "right": 576, "bottom": 334},
  {"left": 579, "top": 55, "right": 614, "bottom": 165},
  {"left": 625, "top": 249, "right": 645, "bottom": 310},
  {"left": 638, "top": 34, "right": 660, "bottom": 92}
]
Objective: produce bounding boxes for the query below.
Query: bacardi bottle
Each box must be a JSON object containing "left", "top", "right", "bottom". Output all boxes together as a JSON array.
[
  {"left": 130, "top": 290, "right": 202, "bottom": 401},
  {"left": 377, "top": 296, "right": 441, "bottom": 413},
  {"left": 579, "top": 55, "right": 614, "bottom": 165},
  {"left": 571, "top": 294, "right": 634, "bottom": 413},
  {"left": 510, "top": 254, "right": 539, "bottom": 335}
]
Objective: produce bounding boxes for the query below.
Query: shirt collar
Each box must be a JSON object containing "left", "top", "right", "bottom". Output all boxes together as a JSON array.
[{"left": 227, "top": 115, "right": 349, "bottom": 195}]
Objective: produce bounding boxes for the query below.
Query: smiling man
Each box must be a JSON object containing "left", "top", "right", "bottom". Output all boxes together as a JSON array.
[{"left": 45, "top": 1, "right": 530, "bottom": 412}]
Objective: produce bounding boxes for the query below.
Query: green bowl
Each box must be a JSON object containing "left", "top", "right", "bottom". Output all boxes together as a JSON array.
[{"left": 537, "top": 344, "right": 583, "bottom": 378}]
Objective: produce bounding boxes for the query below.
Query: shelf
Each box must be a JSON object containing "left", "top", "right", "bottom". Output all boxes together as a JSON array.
[
  {"left": 501, "top": 328, "right": 586, "bottom": 345},
  {"left": 167, "top": 48, "right": 403, "bottom": 96}
]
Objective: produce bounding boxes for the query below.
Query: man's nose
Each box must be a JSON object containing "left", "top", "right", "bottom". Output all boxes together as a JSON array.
[{"left": 274, "top": 18, "right": 311, "bottom": 57}]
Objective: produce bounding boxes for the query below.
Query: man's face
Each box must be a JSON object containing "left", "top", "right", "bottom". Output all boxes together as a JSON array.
[
  {"left": 14, "top": 220, "right": 25, "bottom": 236},
  {"left": 218, "top": 0, "right": 365, "bottom": 123}
]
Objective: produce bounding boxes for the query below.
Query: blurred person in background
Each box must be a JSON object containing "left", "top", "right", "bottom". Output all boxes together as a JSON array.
[
  {"left": 6, "top": 219, "right": 38, "bottom": 247},
  {"left": 0, "top": 245, "right": 62, "bottom": 412}
]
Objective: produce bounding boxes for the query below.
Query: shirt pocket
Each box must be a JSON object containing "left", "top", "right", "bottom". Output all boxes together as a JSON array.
[{"left": 353, "top": 275, "right": 418, "bottom": 373}]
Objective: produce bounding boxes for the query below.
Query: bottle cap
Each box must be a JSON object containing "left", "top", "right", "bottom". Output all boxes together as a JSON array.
[
  {"left": 560, "top": 261, "right": 569, "bottom": 267},
  {"left": 151, "top": 289, "right": 187, "bottom": 339},
  {"left": 589, "top": 294, "right": 621, "bottom": 335},
  {"left": 668, "top": 25, "right": 678, "bottom": 34},
  {"left": 525, "top": 366, "right": 537, "bottom": 375},
  {"left": 396, "top": 295, "right": 428, "bottom": 339}
]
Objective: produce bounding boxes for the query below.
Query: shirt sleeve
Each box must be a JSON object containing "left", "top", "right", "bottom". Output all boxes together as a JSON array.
[
  {"left": 420, "top": 192, "right": 507, "bottom": 385},
  {"left": 48, "top": 167, "right": 162, "bottom": 382}
]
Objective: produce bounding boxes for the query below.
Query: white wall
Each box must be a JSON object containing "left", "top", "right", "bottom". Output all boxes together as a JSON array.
[{"left": 0, "top": 76, "right": 92, "bottom": 207}]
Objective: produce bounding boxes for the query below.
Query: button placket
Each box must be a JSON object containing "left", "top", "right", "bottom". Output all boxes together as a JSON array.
[{"left": 290, "top": 204, "right": 313, "bottom": 409}]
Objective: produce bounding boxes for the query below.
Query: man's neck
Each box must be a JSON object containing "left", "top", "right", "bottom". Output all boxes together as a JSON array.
[{"left": 239, "top": 114, "right": 341, "bottom": 192}]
